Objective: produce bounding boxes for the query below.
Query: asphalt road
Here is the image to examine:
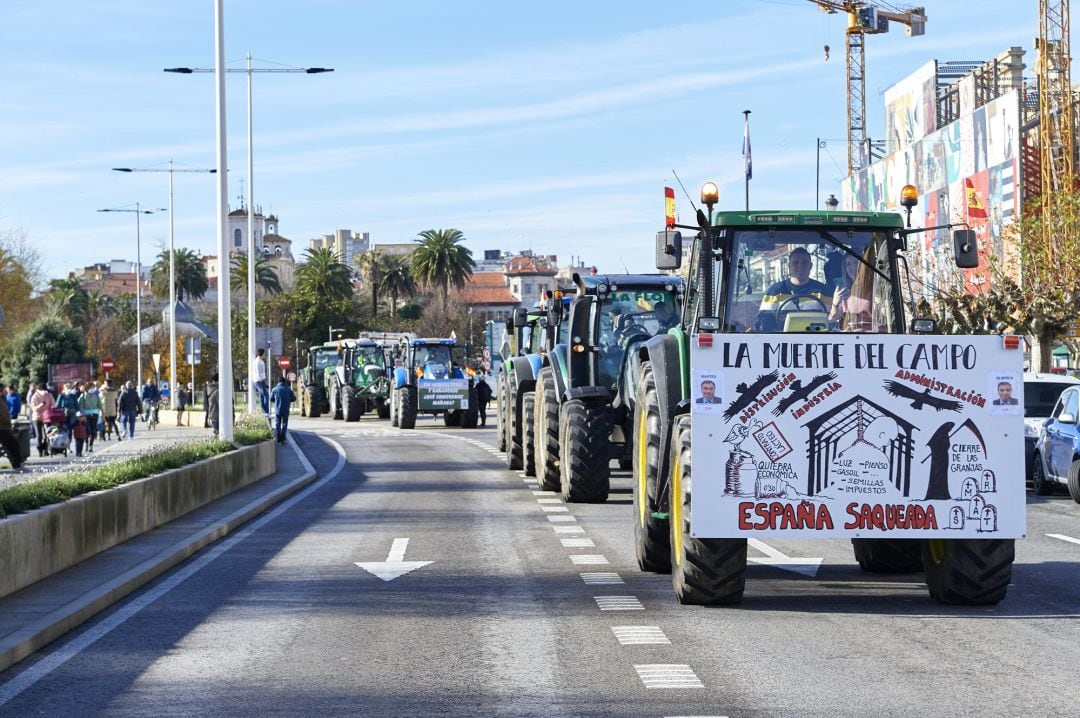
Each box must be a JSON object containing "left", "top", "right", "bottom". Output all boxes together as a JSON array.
[{"left": 2, "top": 413, "right": 1079, "bottom": 717}]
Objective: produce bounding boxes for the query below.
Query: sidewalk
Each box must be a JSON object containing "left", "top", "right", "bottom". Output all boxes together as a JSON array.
[{"left": 0, "top": 436, "right": 317, "bottom": 673}]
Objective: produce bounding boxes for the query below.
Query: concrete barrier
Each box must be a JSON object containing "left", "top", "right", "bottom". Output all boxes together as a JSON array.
[{"left": 0, "top": 441, "right": 275, "bottom": 599}]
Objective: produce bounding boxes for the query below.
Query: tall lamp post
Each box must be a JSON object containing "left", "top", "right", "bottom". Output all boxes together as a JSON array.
[
  {"left": 165, "top": 56, "right": 333, "bottom": 415},
  {"left": 97, "top": 204, "right": 166, "bottom": 385},
  {"left": 112, "top": 163, "right": 216, "bottom": 409}
]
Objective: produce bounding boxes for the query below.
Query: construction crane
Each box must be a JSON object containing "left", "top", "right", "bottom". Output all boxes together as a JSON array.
[
  {"left": 1037, "top": 0, "right": 1073, "bottom": 250},
  {"left": 809, "top": 1, "right": 927, "bottom": 174}
]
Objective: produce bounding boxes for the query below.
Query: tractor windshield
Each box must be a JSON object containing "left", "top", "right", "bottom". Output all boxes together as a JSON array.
[
  {"left": 598, "top": 287, "right": 681, "bottom": 387},
  {"left": 724, "top": 229, "right": 899, "bottom": 334},
  {"left": 312, "top": 350, "right": 337, "bottom": 371},
  {"left": 351, "top": 346, "right": 385, "bottom": 369},
  {"left": 413, "top": 345, "right": 453, "bottom": 373}
]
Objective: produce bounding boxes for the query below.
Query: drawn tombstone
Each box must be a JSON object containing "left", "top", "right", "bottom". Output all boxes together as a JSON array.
[
  {"left": 980, "top": 504, "right": 999, "bottom": 532},
  {"left": 980, "top": 470, "right": 997, "bottom": 493},
  {"left": 949, "top": 505, "right": 966, "bottom": 529},
  {"left": 961, "top": 477, "right": 979, "bottom": 500},
  {"left": 968, "top": 493, "right": 986, "bottom": 520}
]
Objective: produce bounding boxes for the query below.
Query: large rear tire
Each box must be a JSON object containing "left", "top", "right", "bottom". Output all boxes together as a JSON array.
[
  {"left": 330, "top": 382, "right": 343, "bottom": 420},
  {"left": 376, "top": 398, "right": 390, "bottom": 420},
  {"left": 559, "top": 400, "right": 610, "bottom": 503},
  {"left": 1068, "top": 459, "right": 1080, "bottom": 504},
  {"left": 522, "top": 392, "right": 537, "bottom": 477},
  {"left": 634, "top": 361, "right": 671, "bottom": 573},
  {"left": 462, "top": 385, "right": 479, "bottom": 429},
  {"left": 496, "top": 373, "right": 507, "bottom": 452},
  {"left": 1032, "top": 453, "right": 1054, "bottom": 496},
  {"left": 922, "top": 539, "right": 1014, "bottom": 605},
  {"left": 851, "top": 538, "right": 923, "bottom": 573},
  {"left": 669, "top": 414, "right": 747, "bottom": 605},
  {"left": 399, "top": 385, "right": 418, "bottom": 430},
  {"left": 506, "top": 375, "right": 524, "bottom": 470},
  {"left": 305, "top": 386, "right": 323, "bottom": 419},
  {"left": 343, "top": 386, "right": 362, "bottom": 422},
  {"left": 535, "top": 369, "right": 561, "bottom": 492}
]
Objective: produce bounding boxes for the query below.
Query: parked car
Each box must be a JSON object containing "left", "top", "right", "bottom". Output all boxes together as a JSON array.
[
  {"left": 1033, "top": 383, "right": 1080, "bottom": 501},
  {"left": 1024, "top": 373, "right": 1080, "bottom": 485}
]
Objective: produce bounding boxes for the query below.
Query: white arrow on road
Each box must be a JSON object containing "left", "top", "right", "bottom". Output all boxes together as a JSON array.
[
  {"left": 747, "top": 538, "right": 823, "bottom": 577},
  {"left": 355, "top": 538, "right": 433, "bottom": 581}
]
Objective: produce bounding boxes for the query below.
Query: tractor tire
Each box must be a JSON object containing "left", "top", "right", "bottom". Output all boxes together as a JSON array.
[
  {"left": 496, "top": 374, "right": 507, "bottom": 452},
  {"left": 618, "top": 457, "right": 633, "bottom": 471},
  {"left": 633, "top": 361, "right": 670, "bottom": 573},
  {"left": 343, "top": 386, "right": 362, "bottom": 422},
  {"left": 305, "top": 386, "right": 323, "bottom": 419},
  {"left": 300, "top": 387, "right": 307, "bottom": 417},
  {"left": 506, "top": 376, "right": 524, "bottom": 470},
  {"left": 376, "top": 398, "right": 390, "bottom": 420},
  {"left": 669, "top": 414, "right": 747, "bottom": 605},
  {"left": 444, "top": 411, "right": 461, "bottom": 427},
  {"left": 851, "top": 538, "right": 923, "bottom": 574},
  {"left": 922, "top": 538, "right": 1014, "bottom": 605},
  {"left": 559, "top": 399, "right": 610, "bottom": 503},
  {"left": 461, "top": 386, "right": 479, "bottom": 429},
  {"left": 522, "top": 392, "right": 537, "bottom": 476},
  {"left": 390, "top": 390, "right": 400, "bottom": 427},
  {"left": 1032, "top": 453, "right": 1055, "bottom": 496},
  {"left": 535, "top": 369, "right": 561, "bottom": 492},
  {"left": 399, "top": 385, "right": 418, "bottom": 430},
  {"left": 1068, "top": 459, "right": 1080, "bottom": 504},
  {"left": 330, "top": 382, "right": 343, "bottom": 420}
]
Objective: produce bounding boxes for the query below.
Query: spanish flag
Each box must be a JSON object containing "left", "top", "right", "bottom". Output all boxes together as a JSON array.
[
  {"left": 965, "top": 177, "right": 987, "bottom": 220},
  {"left": 665, "top": 186, "right": 676, "bottom": 228}
]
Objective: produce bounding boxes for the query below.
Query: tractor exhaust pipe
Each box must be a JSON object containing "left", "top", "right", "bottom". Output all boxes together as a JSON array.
[{"left": 572, "top": 272, "right": 585, "bottom": 297}]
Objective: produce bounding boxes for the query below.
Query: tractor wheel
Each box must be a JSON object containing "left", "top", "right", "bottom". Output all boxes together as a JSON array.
[
  {"left": 522, "top": 392, "right": 537, "bottom": 476},
  {"left": 669, "top": 414, "right": 747, "bottom": 605},
  {"left": 300, "top": 386, "right": 307, "bottom": 417},
  {"left": 444, "top": 411, "right": 461, "bottom": 427},
  {"left": 559, "top": 400, "right": 610, "bottom": 503},
  {"left": 851, "top": 538, "right": 923, "bottom": 573},
  {"left": 461, "top": 385, "right": 479, "bottom": 428},
  {"left": 399, "top": 385, "right": 418, "bottom": 430},
  {"left": 1031, "top": 453, "right": 1055, "bottom": 496},
  {"left": 376, "top": 398, "right": 390, "bottom": 420},
  {"left": 1068, "top": 459, "right": 1080, "bottom": 504},
  {"left": 343, "top": 386, "right": 362, "bottom": 422},
  {"left": 634, "top": 361, "right": 670, "bottom": 573},
  {"left": 618, "top": 457, "right": 633, "bottom": 471},
  {"left": 496, "top": 374, "right": 507, "bottom": 452},
  {"left": 390, "top": 390, "right": 400, "bottom": 427},
  {"left": 922, "top": 538, "right": 1014, "bottom": 605},
  {"left": 305, "top": 386, "right": 322, "bottom": 419},
  {"left": 330, "top": 382, "right": 343, "bottom": 420},
  {"left": 535, "top": 369, "right": 560, "bottom": 492},
  {"left": 506, "top": 376, "right": 524, "bottom": 470}
]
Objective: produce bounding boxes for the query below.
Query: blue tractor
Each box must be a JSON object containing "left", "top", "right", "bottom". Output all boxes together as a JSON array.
[{"left": 390, "top": 337, "right": 479, "bottom": 430}]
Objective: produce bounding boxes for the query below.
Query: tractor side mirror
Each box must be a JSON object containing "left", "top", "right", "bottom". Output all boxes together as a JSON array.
[
  {"left": 513, "top": 307, "right": 528, "bottom": 328},
  {"left": 953, "top": 230, "right": 979, "bottom": 268},
  {"left": 656, "top": 231, "right": 682, "bottom": 270}
]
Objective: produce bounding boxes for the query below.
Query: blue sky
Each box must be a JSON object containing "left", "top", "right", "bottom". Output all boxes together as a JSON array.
[{"left": 0, "top": 1, "right": 1042, "bottom": 280}]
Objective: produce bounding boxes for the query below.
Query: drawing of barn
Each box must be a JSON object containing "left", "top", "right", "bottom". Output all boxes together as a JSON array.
[{"left": 802, "top": 396, "right": 917, "bottom": 497}]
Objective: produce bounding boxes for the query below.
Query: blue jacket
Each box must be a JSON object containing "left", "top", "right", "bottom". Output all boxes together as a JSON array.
[
  {"left": 270, "top": 382, "right": 296, "bottom": 415},
  {"left": 6, "top": 393, "right": 22, "bottom": 419},
  {"left": 140, "top": 383, "right": 160, "bottom": 402}
]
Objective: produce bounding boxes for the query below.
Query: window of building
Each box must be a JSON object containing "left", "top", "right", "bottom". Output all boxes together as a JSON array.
[
  {"left": 233, "top": 228, "right": 242, "bottom": 247},
  {"left": 524, "top": 282, "right": 534, "bottom": 294}
]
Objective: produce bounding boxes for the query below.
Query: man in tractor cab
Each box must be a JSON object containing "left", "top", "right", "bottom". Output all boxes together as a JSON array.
[{"left": 755, "top": 246, "right": 831, "bottom": 332}]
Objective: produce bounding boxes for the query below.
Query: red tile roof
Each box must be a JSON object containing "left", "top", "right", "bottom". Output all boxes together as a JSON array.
[
  {"left": 461, "top": 274, "right": 515, "bottom": 305},
  {"left": 504, "top": 256, "right": 556, "bottom": 276}
]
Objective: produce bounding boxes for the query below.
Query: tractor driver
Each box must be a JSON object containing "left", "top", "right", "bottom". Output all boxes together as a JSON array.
[{"left": 755, "top": 247, "right": 831, "bottom": 331}]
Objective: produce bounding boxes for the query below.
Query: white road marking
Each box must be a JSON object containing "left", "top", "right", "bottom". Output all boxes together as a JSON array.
[
  {"left": 537, "top": 498, "right": 563, "bottom": 504},
  {"left": 541, "top": 505, "right": 570, "bottom": 513},
  {"left": 532, "top": 491, "right": 558, "bottom": 496},
  {"left": 747, "top": 538, "right": 823, "bottom": 577},
  {"left": 547, "top": 515, "right": 576, "bottom": 523},
  {"left": 354, "top": 537, "right": 434, "bottom": 581},
  {"left": 581, "top": 572, "right": 624, "bottom": 585},
  {"left": 595, "top": 595, "right": 644, "bottom": 611},
  {"left": 1048, "top": 533, "right": 1080, "bottom": 546},
  {"left": 635, "top": 664, "right": 704, "bottom": 689},
  {"left": 612, "top": 626, "right": 669, "bottom": 645},
  {"left": 552, "top": 525, "right": 585, "bottom": 534},
  {"left": 0, "top": 434, "right": 346, "bottom": 707},
  {"left": 560, "top": 537, "right": 595, "bottom": 548},
  {"left": 570, "top": 554, "right": 609, "bottom": 565}
]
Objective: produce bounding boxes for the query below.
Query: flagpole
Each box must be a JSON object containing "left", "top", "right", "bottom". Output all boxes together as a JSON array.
[{"left": 743, "top": 110, "right": 752, "bottom": 211}]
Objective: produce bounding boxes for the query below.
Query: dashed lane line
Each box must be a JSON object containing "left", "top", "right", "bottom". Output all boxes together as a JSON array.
[
  {"left": 547, "top": 515, "right": 576, "bottom": 522},
  {"left": 1048, "top": 533, "right": 1080, "bottom": 546},
  {"left": 532, "top": 491, "right": 558, "bottom": 496},
  {"left": 581, "top": 572, "right": 624, "bottom": 585},
  {"left": 570, "top": 554, "right": 609, "bottom": 565},
  {"left": 552, "top": 525, "right": 585, "bottom": 533},
  {"left": 560, "top": 538, "right": 596, "bottom": 548},
  {"left": 595, "top": 596, "right": 645, "bottom": 611},
  {"left": 612, "top": 626, "right": 670, "bottom": 645},
  {"left": 537, "top": 498, "right": 564, "bottom": 504},
  {"left": 634, "top": 664, "right": 704, "bottom": 689},
  {"left": 541, "top": 506, "right": 570, "bottom": 513}
]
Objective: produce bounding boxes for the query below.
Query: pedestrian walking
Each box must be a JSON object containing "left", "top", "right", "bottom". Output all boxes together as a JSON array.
[
  {"left": 118, "top": 381, "right": 140, "bottom": 439},
  {"left": 72, "top": 412, "right": 89, "bottom": 457},
  {"left": 253, "top": 348, "right": 269, "bottom": 417},
  {"left": 77, "top": 382, "right": 101, "bottom": 452},
  {"left": 29, "top": 383, "right": 56, "bottom": 457},
  {"left": 270, "top": 377, "right": 296, "bottom": 444},
  {"left": 140, "top": 379, "right": 160, "bottom": 423},
  {"left": 99, "top": 379, "right": 120, "bottom": 441},
  {"left": 176, "top": 386, "right": 189, "bottom": 426},
  {"left": 57, "top": 383, "right": 79, "bottom": 431},
  {"left": 207, "top": 375, "right": 220, "bottom": 436},
  {"left": 475, "top": 372, "right": 493, "bottom": 427},
  {"left": 5, "top": 385, "right": 22, "bottom": 422},
  {"left": 0, "top": 393, "right": 24, "bottom": 469}
]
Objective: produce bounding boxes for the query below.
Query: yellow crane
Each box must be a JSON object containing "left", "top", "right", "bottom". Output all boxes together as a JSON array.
[
  {"left": 809, "top": 1, "right": 927, "bottom": 174},
  {"left": 1037, "top": 0, "right": 1073, "bottom": 249}
]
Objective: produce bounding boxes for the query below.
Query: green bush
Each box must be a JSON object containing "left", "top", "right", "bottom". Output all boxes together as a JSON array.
[
  {"left": 0, "top": 439, "right": 235, "bottom": 519},
  {"left": 234, "top": 412, "right": 274, "bottom": 445}
]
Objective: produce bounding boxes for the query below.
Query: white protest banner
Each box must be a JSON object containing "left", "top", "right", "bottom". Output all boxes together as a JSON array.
[{"left": 418, "top": 378, "right": 469, "bottom": 411}]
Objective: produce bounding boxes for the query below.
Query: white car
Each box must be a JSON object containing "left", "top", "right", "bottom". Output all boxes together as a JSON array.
[{"left": 1025, "top": 372, "right": 1080, "bottom": 487}]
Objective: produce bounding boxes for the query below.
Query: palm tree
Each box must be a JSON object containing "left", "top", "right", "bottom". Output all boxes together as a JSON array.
[
  {"left": 411, "top": 229, "right": 474, "bottom": 310},
  {"left": 378, "top": 254, "right": 417, "bottom": 317},
  {"left": 356, "top": 248, "right": 385, "bottom": 317},
  {"left": 45, "top": 276, "right": 89, "bottom": 325},
  {"left": 150, "top": 248, "right": 209, "bottom": 302},
  {"left": 296, "top": 247, "right": 353, "bottom": 301},
  {"left": 230, "top": 252, "right": 283, "bottom": 296}
]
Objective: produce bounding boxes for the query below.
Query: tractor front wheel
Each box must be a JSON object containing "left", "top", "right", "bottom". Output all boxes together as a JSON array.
[
  {"left": 343, "top": 386, "right": 362, "bottom": 422},
  {"left": 399, "top": 385, "right": 418, "bottom": 429},
  {"left": 306, "top": 386, "right": 323, "bottom": 419},
  {"left": 922, "top": 538, "right": 1014, "bottom": 605},
  {"left": 634, "top": 361, "right": 670, "bottom": 573},
  {"left": 559, "top": 399, "right": 610, "bottom": 503}
]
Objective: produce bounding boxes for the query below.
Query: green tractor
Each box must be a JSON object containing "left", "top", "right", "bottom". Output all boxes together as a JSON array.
[
  {"left": 390, "top": 337, "right": 479, "bottom": 430},
  {"left": 532, "top": 274, "right": 684, "bottom": 502},
  {"left": 299, "top": 342, "right": 341, "bottom": 418},
  {"left": 327, "top": 338, "right": 391, "bottom": 421},
  {"left": 499, "top": 304, "right": 554, "bottom": 474},
  {"left": 632, "top": 183, "right": 1021, "bottom": 606}
]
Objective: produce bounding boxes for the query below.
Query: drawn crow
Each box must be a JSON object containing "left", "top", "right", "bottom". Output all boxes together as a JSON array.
[
  {"left": 882, "top": 380, "right": 962, "bottom": 412},
  {"left": 773, "top": 372, "right": 838, "bottom": 415},
  {"left": 722, "top": 370, "right": 780, "bottom": 421}
]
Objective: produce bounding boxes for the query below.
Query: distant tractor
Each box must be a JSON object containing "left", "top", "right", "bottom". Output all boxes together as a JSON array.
[
  {"left": 328, "top": 338, "right": 391, "bottom": 421},
  {"left": 390, "top": 337, "right": 479, "bottom": 430},
  {"left": 500, "top": 305, "right": 552, "bottom": 474},
  {"left": 299, "top": 342, "right": 341, "bottom": 418}
]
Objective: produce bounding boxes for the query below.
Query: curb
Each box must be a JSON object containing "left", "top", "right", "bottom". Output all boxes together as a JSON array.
[{"left": 0, "top": 439, "right": 319, "bottom": 673}]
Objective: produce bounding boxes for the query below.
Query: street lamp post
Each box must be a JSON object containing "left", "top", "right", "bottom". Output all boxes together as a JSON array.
[
  {"left": 112, "top": 163, "right": 215, "bottom": 409},
  {"left": 97, "top": 204, "right": 166, "bottom": 386},
  {"left": 329, "top": 327, "right": 345, "bottom": 342},
  {"left": 165, "top": 57, "right": 333, "bottom": 415}
]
